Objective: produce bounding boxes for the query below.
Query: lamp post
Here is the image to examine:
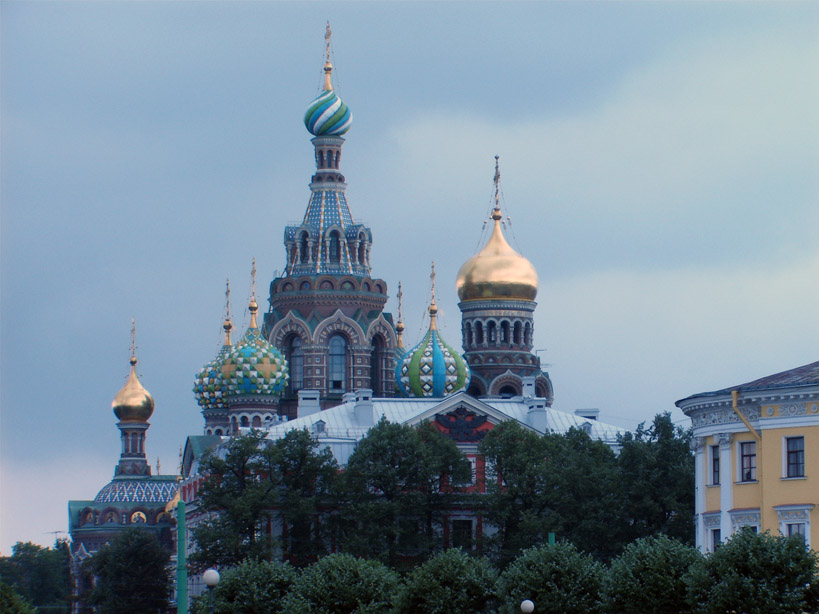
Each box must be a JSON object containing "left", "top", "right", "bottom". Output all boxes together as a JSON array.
[
  {"left": 520, "top": 599, "right": 535, "bottom": 613},
  {"left": 203, "top": 568, "right": 220, "bottom": 614}
]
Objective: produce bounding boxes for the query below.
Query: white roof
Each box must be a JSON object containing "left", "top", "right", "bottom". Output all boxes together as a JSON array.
[{"left": 264, "top": 392, "right": 625, "bottom": 465}]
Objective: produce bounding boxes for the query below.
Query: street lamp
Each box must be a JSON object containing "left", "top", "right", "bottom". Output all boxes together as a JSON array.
[
  {"left": 203, "top": 568, "right": 220, "bottom": 614},
  {"left": 520, "top": 599, "right": 535, "bottom": 613}
]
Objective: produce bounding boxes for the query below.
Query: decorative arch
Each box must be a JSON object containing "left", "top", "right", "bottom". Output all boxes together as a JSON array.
[
  {"left": 535, "top": 374, "right": 555, "bottom": 406},
  {"left": 366, "top": 313, "right": 399, "bottom": 348},
  {"left": 466, "top": 375, "right": 487, "bottom": 397},
  {"left": 315, "top": 310, "right": 366, "bottom": 346},
  {"left": 270, "top": 313, "right": 311, "bottom": 347},
  {"left": 489, "top": 371, "right": 523, "bottom": 397}
]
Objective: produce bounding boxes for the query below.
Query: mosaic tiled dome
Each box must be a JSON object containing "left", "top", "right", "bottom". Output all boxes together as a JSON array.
[
  {"left": 193, "top": 319, "right": 233, "bottom": 410},
  {"left": 304, "top": 58, "right": 352, "bottom": 136},
  {"left": 113, "top": 357, "right": 155, "bottom": 423},
  {"left": 396, "top": 303, "right": 470, "bottom": 398},
  {"left": 222, "top": 299, "right": 288, "bottom": 399},
  {"left": 94, "top": 477, "right": 178, "bottom": 504}
]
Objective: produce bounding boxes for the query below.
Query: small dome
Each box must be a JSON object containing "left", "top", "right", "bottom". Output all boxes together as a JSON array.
[
  {"left": 113, "top": 357, "right": 155, "bottom": 423},
  {"left": 396, "top": 303, "right": 470, "bottom": 398},
  {"left": 304, "top": 60, "right": 352, "bottom": 136},
  {"left": 456, "top": 208, "right": 538, "bottom": 302},
  {"left": 222, "top": 299, "right": 289, "bottom": 399},
  {"left": 193, "top": 319, "right": 233, "bottom": 410}
]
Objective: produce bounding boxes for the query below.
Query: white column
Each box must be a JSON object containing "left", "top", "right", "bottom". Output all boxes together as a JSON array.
[{"left": 718, "top": 432, "right": 734, "bottom": 540}]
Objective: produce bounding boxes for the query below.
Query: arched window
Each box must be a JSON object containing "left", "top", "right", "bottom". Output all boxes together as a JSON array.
[
  {"left": 130, "top": 433, "right": 139, "bottom": 455},
  {"left": 370, "top": 335, "right": 385, "bottom": 396},
  {"left": 475, "top": 322, "right": 484, "bottom": 345},
  {"left": 329, "top": 231, "right": 341, "bottom": 263},
  {"left": 488, "top": 321, "right": 497, "bottom": 345},
  {"left": 465, "top": 323, "right": 473, "bottom": 348},
  {"left": 358, "top": 241, "right": 366, "bottom": 265},
  {"left": 215, "top": 428, "right": 223, "bottom": 436},
  {"left": 300, "top": 232, "right": 310, "bottom": 263},
  {"left": 329, "top": 335, "right": 347, "bottom": 392},
  {"left": 240, "top": 416, "right": 250, "bottom": 428},
  {"left": 499, "top": 385, "right": 518, "bottom": 398},
  {"left": 288, "top": 336, "right": 304, "bottom": 393},
  {"left": 513, "top": 322, "right": 522, "bottom": 345},
  {"left": 252, "top": 416, "right": 261, "bottom": 428},
  {"left": 524, "top": 323, "right": 532, "bottom": 347},
  {"left": 500, "top": 321, "right": 510, "bottom": 345}
]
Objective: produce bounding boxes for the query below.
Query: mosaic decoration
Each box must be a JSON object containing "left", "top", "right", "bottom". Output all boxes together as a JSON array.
[
  {"left": 193, "top": 343, "right": 231, "bottom": 409},
  {"left": 304, "top": 89, "right": 352, "bottom": 136},
  {"left": 222, "top": 327, "right": 289, "bottom": 398},
  {"left": 94, "top": 479, "right": 178, "bottom": 504},
  {"left": 396, "top": 325, "right": 470, "bottom": 398}
]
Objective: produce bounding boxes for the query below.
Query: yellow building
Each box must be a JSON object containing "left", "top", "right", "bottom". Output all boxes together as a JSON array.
[{"left": 676, "top": 361, "right": 819, "bottom": 552}]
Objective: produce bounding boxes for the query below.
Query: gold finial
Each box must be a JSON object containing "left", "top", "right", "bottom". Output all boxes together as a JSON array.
[
  {"left": 223, "top": 278, "right": 233, "bottom": 345},
  {"left": 492, "top": 155, "right": 502, "bottom": 221},
  {"left": 129, "top": 317, "right": 137, "bottom": 366},
  {"left": 396, "top": 281, "right": 405, "bottom": 347},
  {"left": 428, "top": 262, "right": 438, "bottom": 329},
  {"left": 323, "top": 21, "right": 334, "bottom": 91},
  {"left": 249, "top": 258, "right": 258, "bottom": 329}
]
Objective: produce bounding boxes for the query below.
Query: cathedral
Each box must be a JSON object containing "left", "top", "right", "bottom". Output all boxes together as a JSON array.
[{"left": 69, "top": 26, "right": 626, "bottom": 611}]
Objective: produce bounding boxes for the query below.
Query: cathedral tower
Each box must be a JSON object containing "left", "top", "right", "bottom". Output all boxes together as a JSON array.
[
  {"left": 456, "top": 158, "right": 554, "bottom": 401},
  {"left": 263, "top": 25, "right": 397, "bottom": 413}
]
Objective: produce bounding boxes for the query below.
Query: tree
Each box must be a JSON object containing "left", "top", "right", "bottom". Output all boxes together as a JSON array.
[
  {"left": 605, "top": 534, "right": 701, "bottom": 614},
  {"left": 281, "top": 553, "right": 399, "bottom": 614},
  {"left": 0, "top": 582, "right": 35, "bottom": 614},
  {"left": 686, "top": 528, "right": 819, "bottom": 614},
  {"left": 496, "top": 543, "right": 605, "bottom": 614},
  {"left": 89, "top": 528, "right": 170, "bottom": 614},
  {"left": 340, "top": 418, "right": 470, "bottom": 566},
  {"left": 191, "top": 559, "right": 296, "bottom": 614},
  {"left": 616, "top": 413, "right": 694, "bottom": 545},
  {"left": 263, "top": 429, "right": 339, "bottom": 564},
  {"left": 191, "top": 430, "right": 279, "bottom": 569},
  {"left": 0, "top": 540, "right": 71, "bottom": 612},
  {"left": 395, "top": 549, "right": 498, "bottom": 614}
]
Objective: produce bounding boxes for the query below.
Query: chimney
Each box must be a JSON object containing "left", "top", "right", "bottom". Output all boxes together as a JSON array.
[
  {"left": 574, "top": 408, "right": 599, "bottom": 421},
  {"left": 522, "top": 376, "right": 536, "bottom": 398},
  {"left": 527, "top": 398, "right": 548, "bottom": 433},
  {"left": 297, "top": 389, "right": 321, "bottom": 418},
  {"left": 354, "top": 389, "right": 374, "bottom": 427}
]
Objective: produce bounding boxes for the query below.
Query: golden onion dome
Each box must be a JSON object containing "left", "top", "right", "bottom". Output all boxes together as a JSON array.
[
  {"left": 456, "top": 207, "right": 538, "bottom": 301},
  {"left": 113, "top": 356, "right": 155, "bottom": 423}
]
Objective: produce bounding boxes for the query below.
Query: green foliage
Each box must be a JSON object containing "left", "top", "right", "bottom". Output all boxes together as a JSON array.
[
  {"left": 616, "top": 413, "right": 694, "bottom": 545},
  {"left": 281, "top": 553, "right": 399, "bottom": 614},
  {"left": 497, "top": 543, "right": 605, "bottom": 614},
  {"left": 606, "top": 534, "right": 701, "bottom": 614},
  {"left": 0, "top": 582, "right": 35, "bottom": 614},
  {"left": 686, "top": 528, "right": 819, "bottom": 614},
  {"left": 340, "top": 418, "right": 469, "bottom": 566},
  {"left": 395, "top": 548, "right": 498, "bottom": 614},
  {"left": 89, "top": 528, "right": 170, "bottom": 614},
  {"left": 191, "top": 559, "right": 296, "bottom": 614},
  {"left": 265, "top": 429, "right": 339, "bottom": 564},
  {"left": 191, "top": 430, "right": 279, "bottom": 569},
  {"left": 0, "top": 540, "right": 70, "bottom": 612}
]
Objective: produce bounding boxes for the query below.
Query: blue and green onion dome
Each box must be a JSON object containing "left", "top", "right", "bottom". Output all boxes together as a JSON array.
[
  {"left": 396, "top": 302, "right": 470, "bottom": 398},
  {"left": 221, "top": 299, "right": 289, "bottom": 399},
  {"left": 304, "top": 62, "right": 352, "bottom": 136},
  {"left": 193, "top": 319, "right": 233, "bottom": 410}
]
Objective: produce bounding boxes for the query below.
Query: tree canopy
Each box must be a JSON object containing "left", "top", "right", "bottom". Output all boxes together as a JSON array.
[
  {"left": 191, "top": 559, "right": 296, "bottom": 614},
  {"left": 0, "top": 540, "right": 70, "bottom": 613},
  {"left": 89, "top": 528, "right": 170, "bottom": 614}
]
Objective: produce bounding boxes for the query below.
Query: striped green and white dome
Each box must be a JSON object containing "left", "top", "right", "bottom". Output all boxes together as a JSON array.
[
  {"left": 396, "top": 303, "right": 470, "bottom": 398},
  {"left": 304, "top": 88, "right": 352, "bottom": 136}
]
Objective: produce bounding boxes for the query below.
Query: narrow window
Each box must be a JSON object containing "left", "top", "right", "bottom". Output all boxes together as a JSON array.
[
  {"left": 740, "top": 441, "right": 756, "bottom": 481},
  {"left": 786, "top": 436, "right": 805, "bottom": 477},
  {"left": 370, "top": 335, "right": 385, "bottom": 396},
  {"left": 711, "top": 528, "right": 721, "bottom": 551},
  {"left": 329, "top": 335, "right": 347, "bottom": 391},
  {"left": 289, "top": 337, "right": 304, "bottom": 393},
  {"left": 451, "top": 519, "right": 473, "bottom": 550},
  {"left": 787, "top": 523, "right": 806, "bottom": 540},
  {"left": 300, "top": 233, "right": 309, "bottom": 263},
  {"left": 329, "top": 231, "right": 341, "bottom": 263},
  {"left": 711, "top": 445, "right": 720, "bottom": 485}
]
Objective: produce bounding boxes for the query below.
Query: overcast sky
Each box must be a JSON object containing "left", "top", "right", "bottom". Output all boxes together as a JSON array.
[{"left": 1, "top": 1, "right": 817, "bottom": 554}]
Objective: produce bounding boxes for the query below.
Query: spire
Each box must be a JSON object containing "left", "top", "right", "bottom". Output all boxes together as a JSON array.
[
  {"left": 223, "top": 278, "right": 233, "bottom": 346},
  {"left": 129, "top": 317, "right": 137, "bottom": 367},
  {"left": 396, "top": 281, "right": 405, "bottom": 348},
  {"left": 428, "top": 262, "right": 438, "bottom": 330},
  {"left": 248, "top": 258, "right": 258, "bottom": 329},
  {"left": 323, "top": 21, "right": 334, "bottom": 91},
  {"left": 492, "top": 155, "right": 502, "bottom": 221}
]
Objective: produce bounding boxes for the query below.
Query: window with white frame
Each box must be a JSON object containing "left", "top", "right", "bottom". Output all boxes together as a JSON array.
[
  {"left": 775, "top": 504, "right": 813, "bottom": 548},
  {"left": 710, "top": 528, "right": 721, "bottom": 551},
  {"left": 787, "top": 523, "right": 806, "bottom": 540},
  {"left": 739, "top": 441, "right": 756, "bottom": 482},
  {"left": 785, "top": 436, "right": 805, "bottom": 478},
  {"left": 710, "top": 445, "right": 720, "bottom": 485}
]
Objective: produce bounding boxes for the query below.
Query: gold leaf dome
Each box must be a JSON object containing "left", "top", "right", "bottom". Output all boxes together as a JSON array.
[
  {"left": 456, "top": 208, "right": 538, "bottom": 302},
  {"left": 112, "top": 356, "right": 155, "bottom": 423}
]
